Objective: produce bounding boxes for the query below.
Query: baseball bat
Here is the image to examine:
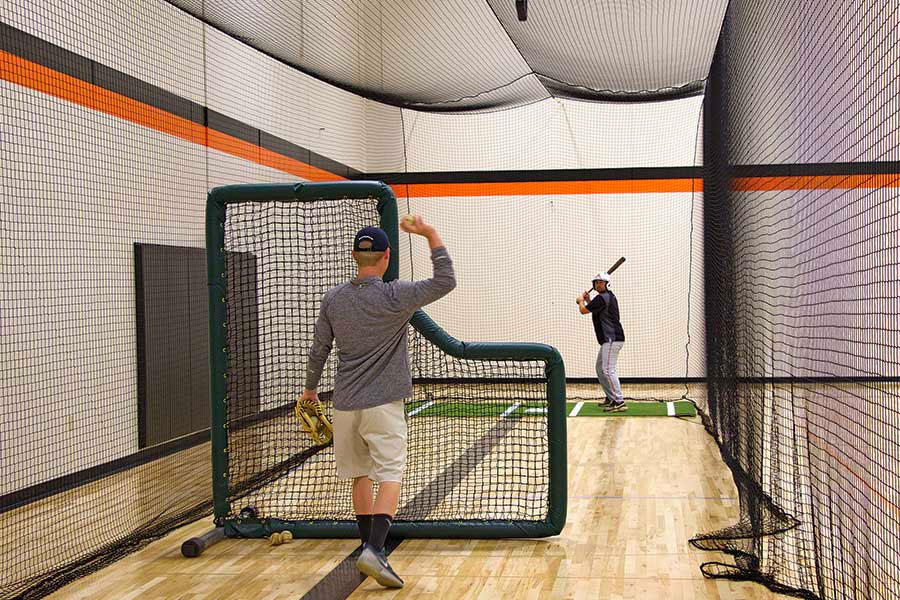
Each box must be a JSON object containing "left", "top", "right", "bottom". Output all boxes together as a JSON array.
[
  {"left": 607, "top": 256, "right": 626, "bottom": 274},
  {"left": 181, "top": 527, "right": 225, "bottom": 558},
  {"left": 583, "top": 257, "right": 626, "bottom": 300}
]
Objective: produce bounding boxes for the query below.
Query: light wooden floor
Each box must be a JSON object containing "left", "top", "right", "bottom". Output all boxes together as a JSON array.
[{"left": 49, "top": 415, "right": 792, "bottom": 600}]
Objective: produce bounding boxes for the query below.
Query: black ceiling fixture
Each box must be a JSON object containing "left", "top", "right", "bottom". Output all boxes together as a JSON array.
[{"left": 516, "top": 0, "right": 528, "bottom": 21}]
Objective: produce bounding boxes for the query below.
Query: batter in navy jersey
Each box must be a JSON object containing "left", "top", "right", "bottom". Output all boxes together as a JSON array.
[{"left": 576, "top": 271, "right": 627, "bottom": 412}]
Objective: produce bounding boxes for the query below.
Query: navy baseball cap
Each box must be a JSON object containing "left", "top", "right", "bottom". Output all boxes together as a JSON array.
[{"left": 353, "top": 226, "right": 390, "bottom": 252}]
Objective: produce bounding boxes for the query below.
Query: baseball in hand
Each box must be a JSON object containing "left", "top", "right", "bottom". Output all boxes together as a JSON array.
[{"left": 402, "top": 214, "right": 416, "bottom": 227}]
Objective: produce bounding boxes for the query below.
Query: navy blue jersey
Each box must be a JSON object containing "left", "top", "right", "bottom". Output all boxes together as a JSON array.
[{"left": 586, "top": 290, "right": 625, "bottom": 344}]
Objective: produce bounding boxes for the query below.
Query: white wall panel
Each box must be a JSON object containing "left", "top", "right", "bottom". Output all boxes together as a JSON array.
[
  {"left": 0, "top": 0, "right": 206, "bottom": 103},
  {"left": 402, "top": 95, "right": 704, "bottom": 171}
]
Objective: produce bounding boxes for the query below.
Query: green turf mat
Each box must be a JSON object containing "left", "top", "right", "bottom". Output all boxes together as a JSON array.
[
  {"left": 408, "top": 400, "right": 548, "bottom": 418},
  {"left": 404, "top": 400, "right": 696, "bottom": 418},
  {"left": 566, "top": 400, "right": 696, "bottom": 417}
]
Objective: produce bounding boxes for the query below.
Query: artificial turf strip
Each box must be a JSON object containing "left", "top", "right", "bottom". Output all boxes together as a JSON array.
[
  {"left": 405, "top": 400, "right": 696, "bottom": 418},
  {"left": 408, "top": 401, "right": 548, "bottom": 417},
  {"left": 567, "top": 400, "right": 696, "bottom": 417}
]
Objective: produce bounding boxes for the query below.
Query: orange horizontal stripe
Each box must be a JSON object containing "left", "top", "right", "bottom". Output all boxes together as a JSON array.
[
  {"left": 258, "top": 146, "right": 345, "bottom": 182},
  {"left": 7, "top": 50, "right": 899, "bottom": 195},
  {"left": 0, "top": 50, "right": 343, "bottom": 183},
  {"left": 0, "top": 49, "right": 207, "bottom": 147},
  {"left": 398, "top": 172, "right": 900, "bottom": 199},
  {"left": 734, "top": 174, "right": 900, "bottom": 191},
  {"left": 401, "top": 179, "right": 702, "bottom": 198}
]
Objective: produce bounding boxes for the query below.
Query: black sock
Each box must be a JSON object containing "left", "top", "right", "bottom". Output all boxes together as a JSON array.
[
  {"left": 369, "top": 513, "right": 393, "bottom": 552},
  {"left": 356, "top": 514, "right": 372, "bottom": 544}
]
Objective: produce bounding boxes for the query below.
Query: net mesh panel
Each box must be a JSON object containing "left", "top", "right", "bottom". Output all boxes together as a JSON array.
[
  {"left": 695, "top": 1, "right": 900, "bottom": 599},
  {"left": 166, "top": 0, "right": 727, "bottom": 110},
  {"left": 1, "top": 2, "right": 216, "bottom": 598},
  {"left": 404, "top": 338, "right": 548, "bottom": 522},
  {"left": 392, "top": 100, "right": 707, "bottom": 402},
  {"left": 221, "top": 197, "right": 549, "bottom": 523},
  {"left": 221, "top": 198, "right": 369, "bottom": 519}
]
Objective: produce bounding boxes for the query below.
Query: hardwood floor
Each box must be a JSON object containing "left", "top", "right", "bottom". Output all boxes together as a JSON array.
[{"left": 48, "top": 414, "right": 792, "bottom": 599}]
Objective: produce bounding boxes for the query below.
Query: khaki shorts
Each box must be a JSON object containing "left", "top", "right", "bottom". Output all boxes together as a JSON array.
[{"left": 332, "top": 400, "right": 408, "bottom": 483}]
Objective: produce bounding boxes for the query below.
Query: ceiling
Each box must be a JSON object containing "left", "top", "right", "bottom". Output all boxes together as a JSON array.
[{"left": 168, "top": 0, "right": 728, "bottom": 111}]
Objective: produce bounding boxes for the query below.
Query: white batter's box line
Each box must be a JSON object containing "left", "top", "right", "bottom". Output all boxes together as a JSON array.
[{"left": 501, "top": 402, "right": 522, "bottom": 418}]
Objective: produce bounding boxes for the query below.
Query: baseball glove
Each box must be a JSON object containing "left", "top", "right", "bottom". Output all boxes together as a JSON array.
[{"left": 294, "top": 397, "right": 333, "bottom": 445}]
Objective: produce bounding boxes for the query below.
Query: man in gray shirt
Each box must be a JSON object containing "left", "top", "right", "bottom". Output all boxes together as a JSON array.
[{"left": 301, "top": 216, "right": 455, "bottom": 588}]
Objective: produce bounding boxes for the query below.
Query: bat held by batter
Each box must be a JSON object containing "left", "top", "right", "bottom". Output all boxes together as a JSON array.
[
  {"left": 607, "top": 256, "right": 626, "bottom": 274},
  {"left": 586, "top": 257, "right": 626, "bottom": 293}
]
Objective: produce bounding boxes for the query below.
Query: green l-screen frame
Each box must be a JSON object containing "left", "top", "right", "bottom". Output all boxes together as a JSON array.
[{"left": 206, "top": 181, "right": 566, "bottom": 539}]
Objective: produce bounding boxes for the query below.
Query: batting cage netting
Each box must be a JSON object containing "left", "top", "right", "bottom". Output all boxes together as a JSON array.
[
  {"left": 694, "top": 1, "right": 900, "bottom": 598},
  {"left": 2, "top": 0, "right": 898, "bottom": 598}
]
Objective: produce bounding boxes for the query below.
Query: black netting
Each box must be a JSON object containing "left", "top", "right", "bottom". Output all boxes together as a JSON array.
[
  {"left": 484, "top": 0, "right": 723, "bottom": 101},
  {"left": 1, "top": 3, "right": 216, "bottom": 598},
  {"left": 222, "top": 198, "right": 375, "bottom": 519},
  {"left": 695, "top": 1, "right": 900, "bottom": 598},
  {"left": 166, "top": 0, "right": 727, "bottom": 110},
  {"left": 6, "top": 0, "right": 899, "bottom": 596},
  {"left": 404, "top": 334, "right": 548, "bottom": 522},
  {"left": 221, "top": 197, "right": 550, "bottom": 524}
]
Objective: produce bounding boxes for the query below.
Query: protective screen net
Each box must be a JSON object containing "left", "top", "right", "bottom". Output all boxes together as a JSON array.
[{"left": 220, "top": 196, "right": 550, "bottom": 524}]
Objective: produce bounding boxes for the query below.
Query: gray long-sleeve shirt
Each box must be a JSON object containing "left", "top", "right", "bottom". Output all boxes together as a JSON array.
[{"left": 305, "top": 246, "right": 455, "bottom": 410}]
